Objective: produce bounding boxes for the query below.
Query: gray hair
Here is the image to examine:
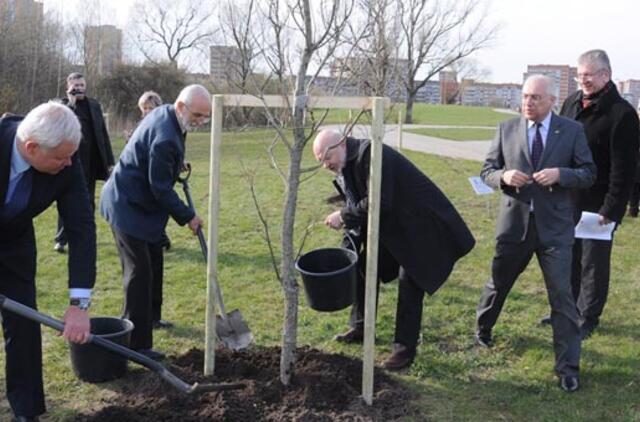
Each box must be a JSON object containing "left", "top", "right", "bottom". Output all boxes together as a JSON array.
[
  {"left": 578, "top": 49, "right": 611, "bottom": 73},
  {"left": 17, "top": 102, "right": 81, "bottom": 148},
  {"left": 175, "top": 84, "right": 211, "bottom": 107},
  {"left": 138, "top": 91, "right": 163, "bottom": 108},
  {"left": 67, "top": 72, "right": 84, "bottom": 83},
  {"left": 523, "top": 74, "right": 557, "bottom": 98}
]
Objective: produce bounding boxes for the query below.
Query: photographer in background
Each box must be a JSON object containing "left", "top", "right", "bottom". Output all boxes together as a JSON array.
[{"left": 54, "top": 73, "right": 115, "bottom": 253}]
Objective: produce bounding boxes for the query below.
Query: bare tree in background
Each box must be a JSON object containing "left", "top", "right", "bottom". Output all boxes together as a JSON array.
[
  {"left": 244, "top": 0, "right": 360, "bottom": 386},
  {"left": 342, "top": 0, "right": 403, "bottom": 99},
  {"left": 399, "top": 0, "right": 498, "bottom": 123},
  {"left": 129, "top": 0, "right": 218, "bottom": 69}
]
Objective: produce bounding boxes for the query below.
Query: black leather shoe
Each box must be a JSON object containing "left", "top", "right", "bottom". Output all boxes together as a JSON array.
[
  {"left": 13, "top": 416, "right": 40, "bottom": 422},
  {"left": 539, "top": 315, "right": 552, "bottom": 325},
  {"left": 334, "top": 328, "right": 364, "bottom": 344},
  {"left": 53, "top": 242, "right": 66, "bottom": 253},
  {"left": 559, "top": 375, "right": 579, "bottom": 392},
  {"left": 152, "top": 319, "right": 174, "bottom": 329},
  {"left": 382, "top": 343, "right": 416, "bottom": 371},
  {"left": 475, "top": 330, "right": 493, "bottom": 348},
  {"left": 137, "top": 348, "right": 166, "bottom": 361}
]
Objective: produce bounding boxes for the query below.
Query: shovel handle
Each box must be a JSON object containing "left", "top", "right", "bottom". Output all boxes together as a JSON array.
[
  {"left": 180, "top": 177, "right": 230, "bottom": 320},
  {"left": 0, "top": 294, "right": 204, "bottom": 394}
]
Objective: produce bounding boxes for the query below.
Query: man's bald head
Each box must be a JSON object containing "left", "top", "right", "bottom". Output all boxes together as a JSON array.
[{"left": 313, "top": 130, "right": 347, "bottom": 173}]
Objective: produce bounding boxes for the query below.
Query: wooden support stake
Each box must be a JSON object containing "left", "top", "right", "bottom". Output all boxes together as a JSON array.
[
  {"left": 397, "top": 109, "right": 403, "bottom": 151},
  {"left": 362, "top": 97, "right": 385, "bottom": 405},
  {"left": 204, "top": 95, "right": 223, "bottom": 376}
]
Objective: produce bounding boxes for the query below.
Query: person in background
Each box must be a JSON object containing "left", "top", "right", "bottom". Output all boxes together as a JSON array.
[
  {"left": 1, "top": 102, "right": 96, "bottom": 421},
  {"left": 54, "top": 72, "right": 114, "bottom": 253},
  {"left": 100, "top": 85, "right": 211, "bottom": 360},
  {"left": 540, "top": 50, "right": 640, "bottom": 339}
]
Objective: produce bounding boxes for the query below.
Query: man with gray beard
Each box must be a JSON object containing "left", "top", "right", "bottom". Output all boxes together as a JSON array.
[{"left": 100, "top": 85, "right": 210, "bottom": 360}]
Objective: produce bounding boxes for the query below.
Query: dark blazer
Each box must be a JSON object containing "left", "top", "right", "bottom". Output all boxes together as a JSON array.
[
  {"left": 0, "top": 116, "right": 96, "bottom": 286},
  {"left": 339, "top": 138, "right": 475, "bottom": 295},
  {"left": 481, "top": 113, "right": 596, "bottom": 247},
  {"left": 61, "top": 97, "right": 115, "bottom": 181},
  {"left": 560, "top": 81, "right": 639, "bottom": 223},
  {"left": 100, "top": 105, "right": 194, "bottom": 242}
]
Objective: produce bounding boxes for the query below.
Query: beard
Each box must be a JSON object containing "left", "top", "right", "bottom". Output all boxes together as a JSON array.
[{"left": 179, "top": 113, "right": 199, "bottom": 132}]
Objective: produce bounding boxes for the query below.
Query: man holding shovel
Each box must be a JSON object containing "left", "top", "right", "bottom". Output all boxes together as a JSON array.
[
  {"left": 100, "top": 85, "right": 210, "bottom": 361},
  {"left": 313, "top": 129, "right": 475, "bottom": 371},
  {"left": 0, "top": 102, "right": 96, "bottom": 421}
]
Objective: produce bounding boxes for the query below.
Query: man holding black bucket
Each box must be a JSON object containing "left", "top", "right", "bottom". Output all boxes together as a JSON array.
[
  {"left": 0, "top": 102, "right": 96, "bottom": 421},
  {"left": 313, "top": 129, "right": 475, "bottom": 370},
  {"left": 100, "top": 84, "right": 210, "bottom": 361}
]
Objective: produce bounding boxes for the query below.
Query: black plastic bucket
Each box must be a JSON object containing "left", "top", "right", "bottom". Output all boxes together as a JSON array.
[
  {"left": 69, "top": 317, "right": 134, "bottom": 383},
  {"left": 295, "top": 247, "right": 358, "bottom": 312}
]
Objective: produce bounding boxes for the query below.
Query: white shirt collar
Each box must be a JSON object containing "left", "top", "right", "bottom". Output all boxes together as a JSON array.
[
  {"left": 527, "top": 111, "right": 552, "bottom": 130},
  {"left": 11, "top": 136, "right": 31, "bottom": 179}
]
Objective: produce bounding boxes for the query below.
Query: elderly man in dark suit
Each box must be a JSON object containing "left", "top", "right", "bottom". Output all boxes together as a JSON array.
[
  {"left": 476, "top": 75, "right": 596, "bottom": 392},
  {"left": 0, "top": 102, "right": 96, "bottom": 421},
  {"left": 557, "top": 50, "right": 639, "bottom": 339},
  {"left": 100, "top": 84, "right": 210, "bottom": 360},
  {"left": 54, "top": 72, "right": 114, "bottom": 253},
  {"left": 313, "top": 129, "right": 475, "bottom": 371}
]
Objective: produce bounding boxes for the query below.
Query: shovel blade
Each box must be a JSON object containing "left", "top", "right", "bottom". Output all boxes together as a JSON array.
[{"left": 216, "top": 309, "right": 253, "bottom": 350}]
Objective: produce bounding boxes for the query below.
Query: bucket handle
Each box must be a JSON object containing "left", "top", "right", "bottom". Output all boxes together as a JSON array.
[{"left": 295, "top": 222, "right": 359, "bottom": 262}]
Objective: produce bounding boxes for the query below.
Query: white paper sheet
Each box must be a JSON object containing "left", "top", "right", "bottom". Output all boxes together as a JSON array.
[
  {"left": 574, "top": 211, "right": 615, "bottom": 240},
  {"left": 468, "top": 176, "right": 494, "bottom": 195}
]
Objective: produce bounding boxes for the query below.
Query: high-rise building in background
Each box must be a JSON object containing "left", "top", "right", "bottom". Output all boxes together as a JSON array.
[
  {"left": 617, "top": 79, "right": 640, "bottom": 109},
  {"left": 460, "top": 79, "right": 522, "bottom": 109},
  {"left": 209, "top": 45, "right": 245, "bottom": 83},
  {"left": 523, "top": 64, "right": 577, "bottom": 105},
  {"left": 0, "top": 0, "right": 43, "bottom": 26},
  {"left": 84, "top": 24, "right": 122, "bottom": 77}
]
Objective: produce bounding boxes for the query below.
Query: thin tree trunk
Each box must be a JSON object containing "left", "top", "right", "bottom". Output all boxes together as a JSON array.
[
  {"left": 279, "top": 145, "right": 302, "bottom": 385},
  {"left": 404, "top": 92, "right": 415, "bottom": 124}
]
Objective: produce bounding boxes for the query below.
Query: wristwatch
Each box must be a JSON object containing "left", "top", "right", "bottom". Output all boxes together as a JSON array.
[{"left": 70, "top": 297, "right": 91, "bottom": 311}]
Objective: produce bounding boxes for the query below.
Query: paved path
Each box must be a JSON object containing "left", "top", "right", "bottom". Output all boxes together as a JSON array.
[{"left": 322, "top": 124, "right": 492, "bottom": 162}]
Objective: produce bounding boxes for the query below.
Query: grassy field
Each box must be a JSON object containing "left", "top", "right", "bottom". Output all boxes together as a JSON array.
[
  {"left": 405, "top": 127, "right": 497, "bottom": 141},
  {"left": 0, "top": 126, "right": 638, "bottom": 421},
  {"left": 312, "top": 103, "right": 513, "bottom": 127}
]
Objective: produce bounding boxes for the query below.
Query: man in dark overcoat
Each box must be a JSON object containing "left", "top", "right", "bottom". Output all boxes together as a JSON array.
[
  {"left": 540, "top": 49, "right": 639, "bottom": 339},
  {"left": 54, "top": 72, "right": 114, "bottom": 253},
  {"left": 313, "top": 129, "right": 475, "bottom": 370}
]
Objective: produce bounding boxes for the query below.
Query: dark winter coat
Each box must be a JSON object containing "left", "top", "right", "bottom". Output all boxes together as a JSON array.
[
  {"left": 560, "top": 81, "right": 639, "bottom": 223},
  {"left": 338, "top": 137, "right": 475, "bottom": 295}
]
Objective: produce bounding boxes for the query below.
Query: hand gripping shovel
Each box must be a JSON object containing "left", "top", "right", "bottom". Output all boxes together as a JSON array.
[
  {"left": 178, "top": 165, "right": 253, "bottom": 351},
  {"left": 0, "top": 294, "right": 245, "bottom": 395}
]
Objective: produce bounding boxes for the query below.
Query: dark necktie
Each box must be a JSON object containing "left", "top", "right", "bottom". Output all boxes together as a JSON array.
[
  {"left": 531, "top": 123, "right": 544, "bottom": 169},
  {"left": 1, "top": 168, "right": 33, "bottom": 220}
]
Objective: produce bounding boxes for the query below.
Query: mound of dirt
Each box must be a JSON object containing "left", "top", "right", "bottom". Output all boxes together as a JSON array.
[{"left": 73, "top": 346, "right": 419, "bottom": 421}]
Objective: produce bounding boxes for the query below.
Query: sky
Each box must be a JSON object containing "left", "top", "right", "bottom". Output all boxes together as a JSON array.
[{"left": 43, "top": 0, "right": 640, "bottom": 84}]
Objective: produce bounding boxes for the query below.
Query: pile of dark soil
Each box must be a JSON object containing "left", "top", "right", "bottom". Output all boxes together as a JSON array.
[{"left": 73, "top": 346, "right": 419, "bottom": 421}]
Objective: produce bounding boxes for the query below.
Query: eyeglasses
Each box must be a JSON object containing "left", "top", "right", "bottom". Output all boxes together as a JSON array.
[
  {"left": 575, "top": 70, "right": 605, "bottom": 83},
  {"left": 185, "top": 104, "right": 211, "bottom": 122}
]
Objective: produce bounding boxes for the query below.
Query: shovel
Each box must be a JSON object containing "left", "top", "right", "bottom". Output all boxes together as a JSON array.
[
  {"left": 0, "top": 294, "right": 245, "bottom": 395},
  {"left": 178, "top": 165, "right": 253, "bottom": 351}
]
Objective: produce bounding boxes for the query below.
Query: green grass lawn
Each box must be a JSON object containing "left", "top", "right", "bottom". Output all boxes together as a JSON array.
[
  {"left": 309, "top": 103, "right": 513, "bottom": 127},
  {"left": 405, "top": 127, "right": 497, "bottom": 141},
  {"left": 1, "top": 129, "right": 638, "bottom": 421}
]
